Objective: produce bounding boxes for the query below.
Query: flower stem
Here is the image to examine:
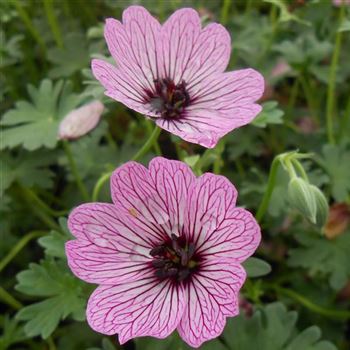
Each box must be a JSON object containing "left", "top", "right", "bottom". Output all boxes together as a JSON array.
[
  {"left": 326, "top": 4, "right": 345, "bottom": 145},
  {"left": 220, "top": 0, "right": 232, "bottom": 25},
  {"left": 0, "top": 286, "right": 23, "bottom": 310},
  {"left": 62, "top": 140, "right": 90, "bottom": 202},
  {"left": 255, "top": 156, "right": 280, "bottom": 222},
  {"left": 92, "top": 125, "right": 161, "bottom": 202},
  {"left": 299, "top": 74, "right": 318, "bottom": 123},
  {"left": 43, "top": 0, "right": 63, "bottom": 48},
  {"left": 17, "top": 184, "right": 61, "bottom": 231},
  {"left": 0, "top": 231, "right": 47, "bottom": 273},
  {"left": 273, "top": 285, "right": 350, "bottom": 320},
  {"left": 145, "top": 121, "right": 161, "bottom": 155},
  {"left": 12, "top": 0, "right": 47, "bottom": 55},
  {"left": 132, "top": 126, "right": 161, "bottom": 161},
  {"left": 19, "top": 185, "right": 68, "bottom": 217},
  {"left": 92, "top": 172, "right": 112, "bottom": 202}
]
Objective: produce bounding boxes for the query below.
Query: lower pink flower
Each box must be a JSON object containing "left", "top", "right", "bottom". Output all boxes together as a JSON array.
[{"left": 65, "top": 157, "right": 261, "bottom": 348}]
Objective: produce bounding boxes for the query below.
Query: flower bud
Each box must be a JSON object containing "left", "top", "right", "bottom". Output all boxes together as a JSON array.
[
  {"left": 58, "top": 100, "right": 104, "bottom": 140},
  {"left": 309, "top": 185, "right": 329, "bottom": 230},
  {"left": 288, "top": 177, "right": 316, "bottom": 223}
]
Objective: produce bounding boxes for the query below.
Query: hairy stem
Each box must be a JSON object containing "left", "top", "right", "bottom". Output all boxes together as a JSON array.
[{"left": 256, "top": 156, "right": 280, "bottom": 222}]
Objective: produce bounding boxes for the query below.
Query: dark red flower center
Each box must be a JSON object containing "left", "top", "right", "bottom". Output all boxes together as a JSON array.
[
  {"left": 147, "top": 78, "right": 190, "bottom": 119},
  {"left": 150, "top": 234, "right": 198, "bottom": 282}
]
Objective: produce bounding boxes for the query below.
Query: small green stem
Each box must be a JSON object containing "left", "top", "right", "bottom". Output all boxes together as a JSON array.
[
  {"left": 19, "top": 185, "right": 68, "bottom": 217},
  {"left": 286, "top": 78, "right": 299, "bottom": 120},
  {"left": 132, "top": 126, "right": 161, "bottom": 161},
  {"left": 12, "top": 0, "right": 47, "bottom": 55},
  {"left": 220, "top": 0, "right": 232, "bottom": 25},
  {"left": 326, "top": 5, "right": 345, "bottom": 145},
  {"left": 0, "top": 231, "right": 46, "bottom": 273},
  {"left": 62, "top": 140, "right": 89, "bottom": 202},
  {"left": 47, "top": 337, "right": 57, "bottom": 350},
  {"left": 255, "top": 156, "right": 281, "bottom": 222},
  {"left": 299, "top": 74, "right": 318, "bottom": 122},
  {"left": 213, "top": 140, "right": 225, "bottom": 174},
  {"left": 145, "top": 121, "right": 161, "bottom": 155},
  {"left": 291, "top": 159, "right": 309, "bottom": 181},
  {"left": 92, "top": 172, "right": 112, "bottom": 202},
  {"left": 273, "top": 285, "right": 350, "bottom": 320},
  {"left": 92, "top": 126, "right": 161, "bottom": 202},
  {"left": 17, "top": 184, "right": 61, "bottom": 231},
  {"left": 0, "top": 286, "right": 23, "bottom": 310},
  {"left": 43, "top": 0, "right": 64, "bottom": 48}
]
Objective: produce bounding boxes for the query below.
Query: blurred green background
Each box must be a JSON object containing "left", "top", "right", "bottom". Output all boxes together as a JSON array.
[{"left": 1, "top": 1, "right": 350, "bottom": 350}]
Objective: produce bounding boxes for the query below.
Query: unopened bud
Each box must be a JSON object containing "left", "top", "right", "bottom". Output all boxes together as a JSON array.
[
  {"left": 288, "top": 177, "right": 316, "bottom": 223},
  {"left": 309, "top": 185, "right": 329, "bottom": 230},
  {"left": 58, "top": 100, "right": 104, "bottom": 140}
]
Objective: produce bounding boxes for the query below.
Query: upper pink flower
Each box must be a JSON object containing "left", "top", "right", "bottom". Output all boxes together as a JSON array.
[
  {"left": 92, "top": 6, "right": 264, "bottom": 148},
  {"left": 65, "top": 157, "right": 261, "bottom": 348}
]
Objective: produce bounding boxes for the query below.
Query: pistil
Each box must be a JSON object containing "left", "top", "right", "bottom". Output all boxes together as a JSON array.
[{"left": 150, "top": 234, "right": 197, "bottom": 282}]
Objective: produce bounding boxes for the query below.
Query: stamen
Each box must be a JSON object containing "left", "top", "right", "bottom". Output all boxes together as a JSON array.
[
  {"left": 150, "top": 235, "right": 198, "bottom": 282},
  {"left": 148, "top": 78, "right": 190, "bottom": 120}
]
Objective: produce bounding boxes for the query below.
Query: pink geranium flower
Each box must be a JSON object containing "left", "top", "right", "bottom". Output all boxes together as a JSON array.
[
  {"left": 65, "top": 157, "right": 261, "bottom": 348},
  {"left": 92, "top": 6, "right": 264, "bottom": 148}
]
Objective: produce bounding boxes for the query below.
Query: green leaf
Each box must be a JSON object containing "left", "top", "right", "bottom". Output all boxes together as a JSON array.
[
  {"left": 243, "top": 257, "right": 272, "bottom": 278},
  {"left": 338, "top": 19, "right": 350, "bottom": 33},
  {"left": 224, "top": 303, "right": 336, "bottom": 350},
  {"left": 59, "top": 122, "right": 137, "bottom": 182},
  {"left": 0, "top": 315, "right": 27, "bottom": 350},
  {"left": 264, "top": 0, "right": 310, "bottom": 25},
  {"left": 0, "top": 30, "right": 24, "bottom": 67},
  {"left": 288, "top": 231, "right": 350, "bottom": 290},
  {"left": 38, "top": 217, "right": 71, "bottom": 258},
  {"left": 319, "top": 144, "right": 350, "bottom": 202},
  {"left": 48, "top": 32, "right": 90, "bottom": 78},
  {"left": 0, "top": 79, "right": 82, "bottom": 150},
  {"left": 0, "top": 150, "right": 56, "bottom": 195},
  {"left": 15, "top": 259, "right": 86, "bottom": 338},
  {"left": 252, "top": 101, "right": 284, "bottom": 128}
]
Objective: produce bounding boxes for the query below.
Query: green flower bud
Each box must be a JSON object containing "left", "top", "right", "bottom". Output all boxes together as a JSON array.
[
  {"left": 288, "top": 177, "right": 317, "bottom": 223},
  {"left": 309, "top": 185, "right": 329, "bottom": 230}
]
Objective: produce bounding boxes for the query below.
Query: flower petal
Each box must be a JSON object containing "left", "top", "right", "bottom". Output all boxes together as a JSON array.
[
  {"left": 87, "top": 273, "right": 186, "bottom": 343},
  {"left": 189, "top": 68, "right": 264, "bottom": 112},
  {"left": 66, "top": 240, "right": 148, "bottom": 285},
  {"left": 156, "top": 68, "right": 264, "bottom": 148},
  {"left": 184, "top": 173, "right": 238, "bottom": 244},
  {"left": 91, "top": 59, "right": 157, "bottom": 117},
  {"left": 197, "top": 207, "right": 261, "bottom": 263},
  {"left": 184, "top": 173, "right": 260, "bottom": 262},
  {"left": 66, "top": 203, "right": 162, "bottom": 284},
  {"left": 110, "top": 161, "right": 170, "bottom": 227},
  {"left": 178, "top": 262, "right": 245, "bottom": 348},
  {"left": 104, "top": 6, "right": 162, "bottom": 92},
  {"left": 148, "top": 157, "right": 195, "bottom": 236},
  {"left": 155, "top": 108, "right": 235, "bottom": 148},
  {"left": 161, "top": 9, "right": 231, "bottom": 84}
]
